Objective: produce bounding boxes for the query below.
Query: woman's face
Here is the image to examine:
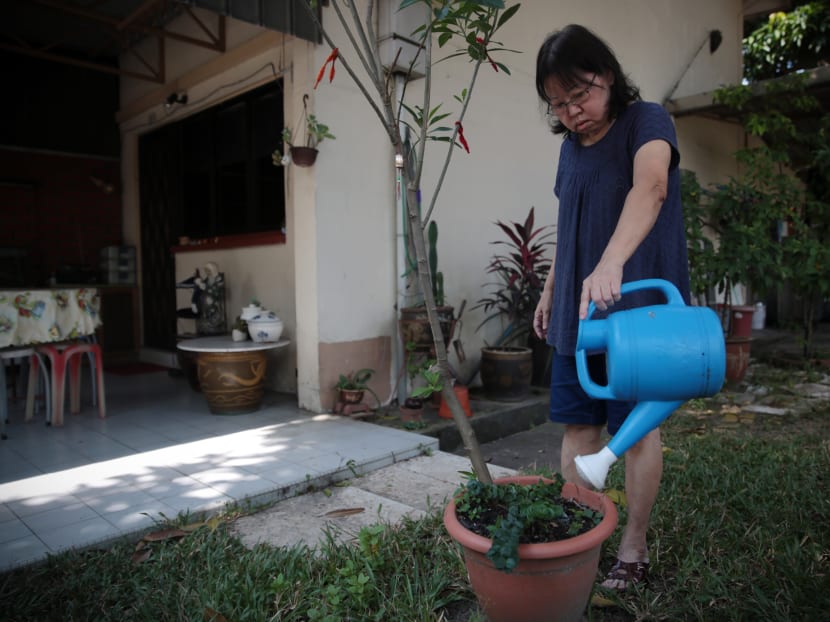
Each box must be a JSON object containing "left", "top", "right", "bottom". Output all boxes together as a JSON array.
[{"left": 543, "top": 71, "right": 613, "bottom": 144}]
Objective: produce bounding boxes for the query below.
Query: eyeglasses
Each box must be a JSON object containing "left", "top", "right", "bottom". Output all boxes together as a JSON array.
[{"left": 548, "top": 75, "right": 599, "bottom": 116}]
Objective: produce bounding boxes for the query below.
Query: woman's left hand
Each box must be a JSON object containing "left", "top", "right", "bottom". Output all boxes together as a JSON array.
[{"left": 579, "top": 261, "right": 623, "bottom": 319}]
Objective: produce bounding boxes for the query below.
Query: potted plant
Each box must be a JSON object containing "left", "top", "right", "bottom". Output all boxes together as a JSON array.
[
  {"left": 272, "top": 94, "right": 335, "bottom": 167},
  {"left": 408, "top": 355, "right": 472, "bottom": 419},
  {"left": 399, "top": 221, "right": 455, "bottom": 352},
  {"left": 399, "top": 396, "right": 424, "bottom": 423},
  {"left": 473, "top": 207, "right": 555, "bottom": 398},
  {"left": 443, "top": 471, "right": 618, "bottom": 622},
  {"left": 334, "top": 369, "right": 380, "bottom": 407},
  {"left": 681, "top": 147, "right": 791, "bottom": 382}
]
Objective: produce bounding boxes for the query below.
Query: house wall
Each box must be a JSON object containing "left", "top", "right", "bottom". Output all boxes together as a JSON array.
[
  {"left": 118, "top": 18, "right": 299, "bottom": 394},
  {"left": 116, "top": 1, "right": 745, "bottom": 412}
]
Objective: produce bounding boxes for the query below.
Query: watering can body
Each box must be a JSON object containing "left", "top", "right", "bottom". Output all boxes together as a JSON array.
[
  {"left": 573, "top": 279, "right": 726, "bottom": 489},
  {"left": 576, "top": 279, "right": 726, "bottom": 402}
]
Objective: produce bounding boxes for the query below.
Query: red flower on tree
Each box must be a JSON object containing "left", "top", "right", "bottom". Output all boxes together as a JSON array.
[
  {"left": 455, "top": 121, "right": 470, "bottom": 153},
  {"left": 475, "top": 37, "right": 499, "bottom": 72},
  {"left": 314, "top": 48, "right": 339, "bottom": 89}
]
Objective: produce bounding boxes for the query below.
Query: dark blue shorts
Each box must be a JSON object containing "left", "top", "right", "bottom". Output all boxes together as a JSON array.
[{"left": 549, "top": 352, "right": 635, "bottom": 435}]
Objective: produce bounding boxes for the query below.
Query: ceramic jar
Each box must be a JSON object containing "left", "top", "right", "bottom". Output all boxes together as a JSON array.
[
  {"left": 240, "top": 304, "right": 264, "bottom": 321},
  {"left": 247, "top": 311, "right": 284, "bottom": 343}
]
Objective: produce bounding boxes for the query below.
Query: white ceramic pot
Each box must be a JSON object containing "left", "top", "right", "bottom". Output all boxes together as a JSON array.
[
  {"left": 247, "top": 312, "right": 284, "bottom": 343},
  {"left": 241, "top": 305, "right": 264, "bottom": 321},
  {"left": 232, "top": 328, "right": 248, "bottom": 342}
]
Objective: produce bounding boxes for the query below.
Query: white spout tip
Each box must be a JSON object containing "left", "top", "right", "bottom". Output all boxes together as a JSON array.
[{"left": 575, "top": 446, "right": 619, "bottom": 490}]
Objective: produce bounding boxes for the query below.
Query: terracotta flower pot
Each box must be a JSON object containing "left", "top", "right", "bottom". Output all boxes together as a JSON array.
[
  {"left": 438, "top": 384, "right": 473, "bottom": 419},
  {"left": 444, "top": 476, "right": 618, "bottom": 622},
  {"left": 725, "top": 336, "right": 752, "bottom": 383},
  {"left": 339, "top": 388, "right": 365, "bottom": 404},
  {"left": 728, "top": 305, "right": 755, "bottom": 338},
  {"left": 399, "top": 405, "right": 423, "bottom": 423}
]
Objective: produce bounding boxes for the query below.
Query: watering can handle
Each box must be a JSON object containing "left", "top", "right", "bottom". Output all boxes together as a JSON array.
[
  {"left": 576, "top": 279, "right": 685, "bottom": 400},
  {"left": 585, "top": 278, "right": 684, "bottom": 320}
]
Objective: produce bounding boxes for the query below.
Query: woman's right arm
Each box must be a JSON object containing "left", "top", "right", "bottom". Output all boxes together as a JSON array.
[{"left": 533, "top": 254, "right": 555, "bottom": 339}]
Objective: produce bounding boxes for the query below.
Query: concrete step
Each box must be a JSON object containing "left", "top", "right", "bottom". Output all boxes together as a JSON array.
[{"left": 231, "top": 451, "right": 517, "bottom": 550}]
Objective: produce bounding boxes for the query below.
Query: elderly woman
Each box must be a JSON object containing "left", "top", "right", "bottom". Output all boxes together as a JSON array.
[{"left": 532, "top": 24, "right": 690, "bottom": 590}]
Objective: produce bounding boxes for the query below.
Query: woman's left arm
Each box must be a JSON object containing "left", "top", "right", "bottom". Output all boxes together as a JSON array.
[{"left": 578, "top": 138, "right": 672, "bottom": 319}]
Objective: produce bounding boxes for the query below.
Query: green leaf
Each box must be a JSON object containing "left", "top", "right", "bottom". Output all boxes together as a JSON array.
[{"left": 497, "top": 3, "right": 520, "bottom": 29}]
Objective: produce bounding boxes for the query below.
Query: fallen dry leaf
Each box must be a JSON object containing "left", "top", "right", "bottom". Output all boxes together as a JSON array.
[
  {"left": 206, "top": 515, "right": 223, "bottom": 531},
  {"left": 203, "top": 607, "right": 228, "bottom": 622},
  {"left": 603, "top": 488, "right": 627, "bottom": 507},
  {"left": 590, "top": 593, "right": 617, "bottom": 607},
  {"left": 323, "top": 507, "right": 365, "bottom": 518},
  {"left": 142, "top": 528, "right": 188, "bottom": 542},
  {"left": 131, "top": 548, "right": 151, "bottom": 564}
]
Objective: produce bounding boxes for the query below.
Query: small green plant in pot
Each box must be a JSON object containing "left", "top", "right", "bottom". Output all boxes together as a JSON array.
[{"left": 334, "top": 369, "right": 379, "bottom": 407}]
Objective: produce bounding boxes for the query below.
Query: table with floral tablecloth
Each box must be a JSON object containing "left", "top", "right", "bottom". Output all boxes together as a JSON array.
[{"left": 0, "top": 288, "right": 101, "bottom": 348}]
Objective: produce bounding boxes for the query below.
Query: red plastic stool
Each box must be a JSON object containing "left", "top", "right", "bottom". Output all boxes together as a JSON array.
[{"left": 36, "top": 341, "right": 106, "bottom": 427}]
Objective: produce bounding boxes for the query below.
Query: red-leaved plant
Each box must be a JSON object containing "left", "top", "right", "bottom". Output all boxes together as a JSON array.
[{"left": 474, "top": 207, "right": 555, "bottom": 346}]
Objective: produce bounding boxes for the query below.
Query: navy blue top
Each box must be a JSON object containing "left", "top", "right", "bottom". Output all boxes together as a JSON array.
[{"left": 548, "top": 101, "right": 691, "bottom": 354}]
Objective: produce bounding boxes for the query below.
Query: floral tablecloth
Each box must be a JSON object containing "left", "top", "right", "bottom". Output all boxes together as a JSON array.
[{"left": 0, "top": 288, "right": 101, "bottom": 348}]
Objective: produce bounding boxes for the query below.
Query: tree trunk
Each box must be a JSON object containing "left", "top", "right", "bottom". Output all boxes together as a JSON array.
[{"left": 404, "top": 184, "right": 492, "bottom": 484}]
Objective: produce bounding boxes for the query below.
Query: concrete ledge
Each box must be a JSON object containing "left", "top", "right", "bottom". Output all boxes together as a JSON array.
[{"left": 375, "top": 387, "right": 550, "bottom": 452}]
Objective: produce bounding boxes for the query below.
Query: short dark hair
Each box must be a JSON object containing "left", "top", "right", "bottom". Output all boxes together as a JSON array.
[{"left": 535, "top": 24, "right": 641, "bottom": 135}]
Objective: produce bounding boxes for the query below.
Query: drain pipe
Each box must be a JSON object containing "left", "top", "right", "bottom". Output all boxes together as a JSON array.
[{"left": 387, "top": 73, "right": 410, "bottom": 408}]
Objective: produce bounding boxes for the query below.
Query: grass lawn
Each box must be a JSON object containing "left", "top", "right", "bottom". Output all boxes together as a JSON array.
[{"left": 2, "top": 366, "right": 828, "bottom": 621}]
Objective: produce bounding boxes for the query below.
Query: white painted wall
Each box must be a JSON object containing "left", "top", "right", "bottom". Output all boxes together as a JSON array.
[{"left": 117, "top": 1, "right": 746, "bottom": 409}]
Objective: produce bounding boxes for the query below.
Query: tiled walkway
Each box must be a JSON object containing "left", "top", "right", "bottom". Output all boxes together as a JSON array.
[{"left": 0, "top": 369, "right": 437, "bottom": 571}]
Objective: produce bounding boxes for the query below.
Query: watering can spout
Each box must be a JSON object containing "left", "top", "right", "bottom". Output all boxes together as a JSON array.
[
  {"left": 575, "top": 447, "right": 618, "bottom": 490},
  {"left": 575, "top": 400, "right": 683, "bottom": 489}
]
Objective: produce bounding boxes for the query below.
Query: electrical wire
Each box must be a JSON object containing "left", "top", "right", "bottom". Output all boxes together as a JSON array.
[{"left": 122, "top": 61, "right": 284, "bottom": 133}]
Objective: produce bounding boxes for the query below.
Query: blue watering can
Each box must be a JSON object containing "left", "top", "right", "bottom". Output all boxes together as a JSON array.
[{"left": 573, "top": 279, "right": 726, "bottom": 489}]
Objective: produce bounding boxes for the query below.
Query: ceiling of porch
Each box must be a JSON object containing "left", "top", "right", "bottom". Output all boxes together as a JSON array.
[{"left": 0, "top": 0, "right": 320, "bottom": 83}]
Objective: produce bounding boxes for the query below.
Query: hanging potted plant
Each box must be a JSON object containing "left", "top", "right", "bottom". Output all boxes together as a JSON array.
[
  {"left": 472, "top": 207, "right": 555, "bottom": 399},
  {"left": 272, "top": 94, "right": 335, "bottom": 168},
  {"left": 444, "top": 472, "right": 618, "bottom": 622}
]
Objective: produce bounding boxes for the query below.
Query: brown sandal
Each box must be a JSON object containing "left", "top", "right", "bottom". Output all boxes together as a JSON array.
[{"left": 600, "top": 559, "right": 649, "bottom": 590}]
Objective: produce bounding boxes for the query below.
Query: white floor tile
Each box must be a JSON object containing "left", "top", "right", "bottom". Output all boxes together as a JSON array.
[
  {"left": 0, "top": 534, "right": 50, "bottom": 571},
  {"left": 0, "top": 518, "right": 33, "bottom": 545},
  {"left": 0, "top": 372, "right": 433, "bottom": 570},
  {"left": 38, "top": 516, "right": 122, "bottom": 552}
]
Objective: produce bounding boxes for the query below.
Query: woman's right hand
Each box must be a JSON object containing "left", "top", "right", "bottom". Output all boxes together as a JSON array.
[{"left": 533, "top": 289, "right": 553, "bottom": 339}]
